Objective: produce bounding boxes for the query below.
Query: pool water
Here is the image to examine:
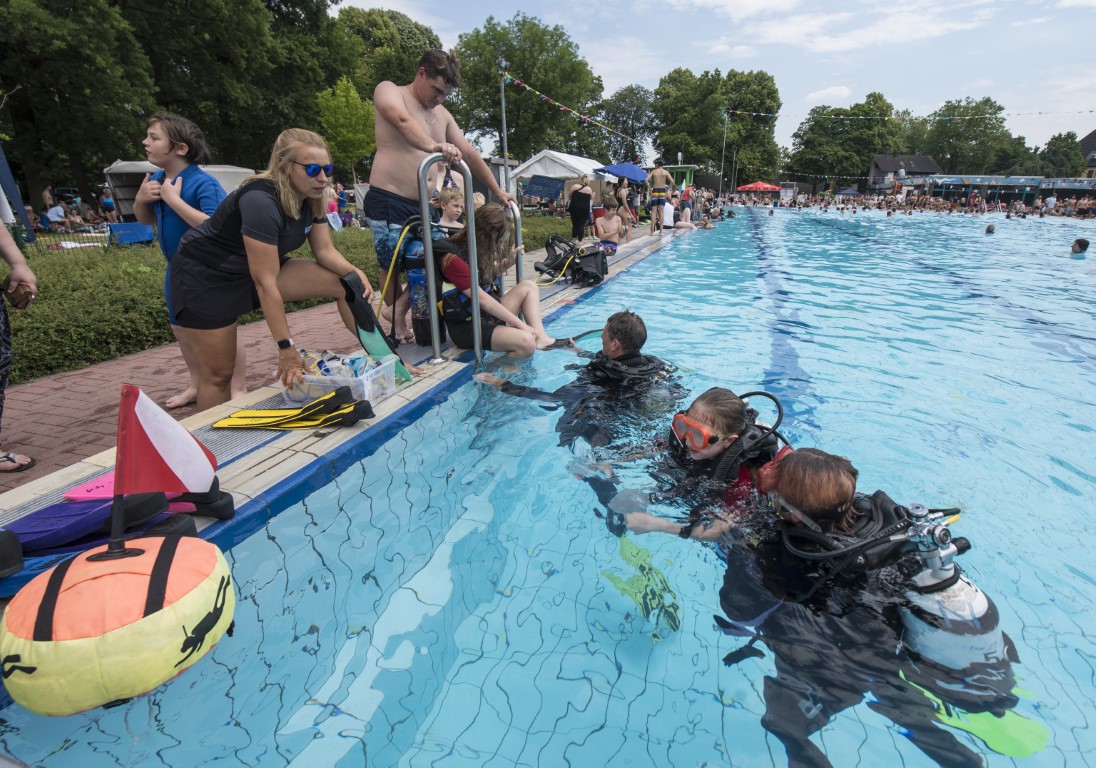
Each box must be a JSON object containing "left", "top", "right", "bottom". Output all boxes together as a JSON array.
[{"left": 2, "top": 208, "right": 1093, "bottom": 766}]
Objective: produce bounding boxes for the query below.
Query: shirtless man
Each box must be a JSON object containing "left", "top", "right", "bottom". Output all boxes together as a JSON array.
[
  {"left": 594, "top": 203, "right": 627, "bottom": 249},
  {"left": 645, "top": 158, "right": 674, "bottom": 235},
  {"left": 365, "top": 49, "right": 514, "bottom": 343}
]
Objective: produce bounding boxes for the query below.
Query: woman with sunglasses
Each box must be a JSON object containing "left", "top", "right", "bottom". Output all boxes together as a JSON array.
[
  {"left": 616, "top": 387, "right": 785, "bottom": 539},
  {"left": 170, "top": 128, "right": 379, "bottom": 410}
]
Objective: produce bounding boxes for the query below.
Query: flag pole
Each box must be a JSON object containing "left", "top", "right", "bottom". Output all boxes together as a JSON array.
[
  {"left": 88, "top": 386, "right": 144, "bottom": 561},
  {"left": 87, "top": 495, "right": 143, "bottom": 560}
]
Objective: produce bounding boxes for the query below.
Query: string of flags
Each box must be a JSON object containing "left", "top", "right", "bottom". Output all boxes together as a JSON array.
[
  {"left": 504, "top": 72, "right": 639, "bottom": 143},
  {"left": 724, "top": 107, "right": 1095, "bottom": 121}
]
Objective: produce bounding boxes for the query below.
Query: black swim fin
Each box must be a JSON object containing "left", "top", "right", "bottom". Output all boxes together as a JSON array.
[
  {"left": 256, "top": 399, "right": 375, "bottom": 430},
  {"left": 340, "top": 272, "right": 413, "bottom": 382},
  {"left": 212, "top": 386, "right": 355, "bottom": 429}
]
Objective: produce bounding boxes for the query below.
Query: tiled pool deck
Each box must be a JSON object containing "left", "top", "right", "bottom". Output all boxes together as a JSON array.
[{"left": 0, "top": 228, "right": 676, "bottom": 534}]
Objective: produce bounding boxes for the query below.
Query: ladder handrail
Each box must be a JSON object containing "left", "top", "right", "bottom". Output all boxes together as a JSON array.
[{"left": 417, "top": 156, "right": 482, "bottom": 365}]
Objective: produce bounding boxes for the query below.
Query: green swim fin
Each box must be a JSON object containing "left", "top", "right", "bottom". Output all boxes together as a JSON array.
[
  {"left": 341, "top": 272, "right": 413, "bottom": 382},
  {"left": 256, "top": 399, "right": 375, "bottom": 430},
  {"left": 212, "top": 386, "right": 354, "bottom": 429}
]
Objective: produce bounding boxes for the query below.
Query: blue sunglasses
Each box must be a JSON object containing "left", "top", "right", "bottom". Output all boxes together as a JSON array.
[{"left": 292, "top": 161, "right": 334, "bottom": 178}]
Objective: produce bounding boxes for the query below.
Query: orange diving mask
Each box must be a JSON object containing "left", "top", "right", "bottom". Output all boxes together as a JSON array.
[{"left": 671, "top": 413, "right": 722, "bottom": 451}]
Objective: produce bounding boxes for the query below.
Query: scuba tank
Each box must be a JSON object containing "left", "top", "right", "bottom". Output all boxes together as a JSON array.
[
  {"left": 895, "top": 504, "right": 1009, "bottom": 674},
  {"left": 780, "top": 497, "right": 1017, "bottom": 708}
]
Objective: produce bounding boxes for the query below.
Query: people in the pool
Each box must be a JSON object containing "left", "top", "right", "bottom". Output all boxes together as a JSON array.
[
  {"left": 1072, "top": 237, "right": 1089, "bottom": 254},
  {"left": 716, "top": 447, "right": 1040, "bottom": 768},
  {"left": 599, "top": 387, "right": 785, "bottom": 539},
  {"left": 475, "top": 310, "right": 681, "bottom": 450}
]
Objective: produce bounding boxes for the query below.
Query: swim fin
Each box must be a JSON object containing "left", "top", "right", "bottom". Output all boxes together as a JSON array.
[
  {"left": 340, "top": 272, "right": 413, "bottom": 382},
  {"left": 212, "top": 386, "right": 354, "bottom": 429},
  {"left": 254, "top": 399, "right": 375, "bottom": 430}
]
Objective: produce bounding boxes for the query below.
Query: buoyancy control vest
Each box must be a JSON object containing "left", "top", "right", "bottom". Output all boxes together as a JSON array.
[{"left": 430, "top": 239, "right": 501, "bottom": 325}]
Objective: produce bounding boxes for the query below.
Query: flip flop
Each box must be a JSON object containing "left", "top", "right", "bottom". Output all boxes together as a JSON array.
[{"left": 0, "top": 451, "right": 36, "bottom": 473}]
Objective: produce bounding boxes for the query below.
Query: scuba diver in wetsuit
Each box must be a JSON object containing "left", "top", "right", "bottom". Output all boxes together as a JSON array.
[
  {"left": 584, "top": 386, "right": 786, "bottom": 539},
  {"left": 717, "top": 447, "right": 1040, "bottom": 768},
  {"left": 475, "top": 311, "right": 681, "bottom": 450}
]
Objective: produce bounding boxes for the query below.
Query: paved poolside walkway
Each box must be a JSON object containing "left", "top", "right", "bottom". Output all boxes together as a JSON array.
[{"left": 0, "top": 224, "right": 663, "bottom": 496}]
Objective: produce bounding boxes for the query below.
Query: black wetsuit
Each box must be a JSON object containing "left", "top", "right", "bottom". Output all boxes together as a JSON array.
[
  {"left": 717, "top": 500, "right": 1021, "bottom": 768},
  {"left": 499, "top": 351, "right": 681, "bottom": 450}
]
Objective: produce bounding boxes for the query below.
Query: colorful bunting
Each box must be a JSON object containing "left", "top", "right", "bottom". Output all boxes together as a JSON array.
[
  {"left": 504, "top": 72, "right": 640, "bottom": 144},
  {"left": 724, "top": 107, "right": 1094, "bottom": 121}
]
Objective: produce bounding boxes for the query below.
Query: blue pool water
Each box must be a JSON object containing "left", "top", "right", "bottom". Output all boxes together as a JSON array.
[{"left": 2, "top": 208, "right": 1094, "bottom": 766}]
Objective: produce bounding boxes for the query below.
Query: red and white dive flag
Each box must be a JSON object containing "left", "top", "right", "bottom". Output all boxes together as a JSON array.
[{"left": 114, "top": 384, "right": 217, "bottom": 495}]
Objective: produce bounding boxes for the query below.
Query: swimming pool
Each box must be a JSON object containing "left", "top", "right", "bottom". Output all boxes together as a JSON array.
[{"left": 2, "top": 208, "right": 1093, "bottom": 766}]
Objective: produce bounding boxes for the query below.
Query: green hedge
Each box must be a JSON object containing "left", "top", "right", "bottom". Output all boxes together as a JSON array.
[{"left": 4, "top": 217, "right": 567, "bottom": 385}]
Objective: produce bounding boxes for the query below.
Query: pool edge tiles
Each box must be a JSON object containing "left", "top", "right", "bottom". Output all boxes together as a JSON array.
[{"left": 203, "top": 361, "right": 475, "bottom": 555}]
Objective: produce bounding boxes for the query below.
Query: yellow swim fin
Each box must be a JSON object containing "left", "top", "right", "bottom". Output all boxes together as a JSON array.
[
  {"left": 254, "top": 400, "right": 375, "bottom": 430},
  {"left": 213, "top": 386, "right": 354, "bottom": 428}
]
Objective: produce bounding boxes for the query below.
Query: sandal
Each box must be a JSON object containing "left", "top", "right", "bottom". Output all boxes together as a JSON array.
[{"left": 0, "top": 451, "right": 36, "bottom": 473}]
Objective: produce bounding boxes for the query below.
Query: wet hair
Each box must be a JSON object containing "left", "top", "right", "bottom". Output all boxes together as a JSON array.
[
  {"left": 604, "top": 310, "right": 646, "bottom": 354},
  {"left": 687, "top": 387, "right": 748, "bottom": 438},
  {"left": 768, "top": 448, "right": 859, "bottom": 532},
  {"left": 437, "top": 186, "right": 463, "bottom": 208},
  {"left": 147, "top": 112, "right": 211, "bottom": 165},
  {"left": 418, "top": 49, "right": 461, "bottom": 90},
  {"left": 985, "top": 224, "right": 995, "bottom": 234},
  {"left": 448, "top": 202, "right": 512, "bottom": 284},
  {"left": 1074, "top": 238, "right": 1090, "bottom": 253},
  {"left": 654, "top": 157, "right": 664, "bottom": 166},
  {"left": 247, "top": 128, "right": 329, "bottom": 220}
]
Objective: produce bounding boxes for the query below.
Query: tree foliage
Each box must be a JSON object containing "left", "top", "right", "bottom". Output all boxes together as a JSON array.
[
  {"left": 652, "top": 69, "right": 724, "bottom": 169},
  {"left": 598, "top": 85, "right": 654, "bottom": 164},
  {"left": 0, "top": 0, "right": 359, "bottom": 199},
  {"left": 924, "top": 97, "right": 1009, "bottom": 175},
  {"left": 0, "top": 0, "right": 157, "bottom": 204},
  {"left": 453, "top": 13, "right": 603, "bottom": 162},
  {"left": 114, "top": 0, "right": 277, "bottom": 171},
  {"left": 787, "top": 92, "right": 901, "bottom": 186},
  {"left": 317, "top": 77, "right": 375, "bottom": 181},
  {"left": 1038, "top": 131, "right": 1084, "bottom": 177},
  {"left": 722, "top": 70, "right": 781, "bottom": 183},
  {"left": 337, "top": 8, "right": 441, "bottom": 98}
]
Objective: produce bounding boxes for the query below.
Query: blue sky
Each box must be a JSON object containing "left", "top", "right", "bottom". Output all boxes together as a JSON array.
[{"left": 344, "top": 0, "right": 1095, "bottom": 160}]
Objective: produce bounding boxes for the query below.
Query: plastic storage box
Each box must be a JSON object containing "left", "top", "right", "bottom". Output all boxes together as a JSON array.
[{"left": 282, "top": 354, "right": 398, "bottom": 405}]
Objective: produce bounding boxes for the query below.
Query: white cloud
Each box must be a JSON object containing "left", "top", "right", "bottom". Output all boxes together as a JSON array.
[
  {"left": 1012, "top": 15, "right": 1051, "bottom": 24},
  {"left": 806, "top": 86, "right": 852, "bottom": 102},
  {"left": 702, "top": 36, "right": 758, "bottom": 58},
  {"left": 745, "top": 6, "right": 994, "bottom": 54},
  {"left": 668, "top": 0, "right": 803, "bottom": 21},
  {"left": 1057, "top": 0, "right": 1096, "bottom": 7}
]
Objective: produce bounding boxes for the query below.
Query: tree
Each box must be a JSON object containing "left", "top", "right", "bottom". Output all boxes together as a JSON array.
[
  {"left": 0, "top": 0, "right": 157, "bottom": 204},
  {"left": 722, "top": 70, "right": 781, "bottom": 184},
  {"left": 994, "top": 135, "right": 1039, "bottom": 176},
  {"left": 452, "top": 14, "right": 603, "bottom": 162},
  {"left": 652, "top": 68, "right": 725, "bottom": 170},
  {"left": 892, "top": 109, "right": 930, "bottom": 155},
  {"left": 115, "top": 0, "right": 277, "bottom": 169},
  {"left": 597, "top": 85, "right": 654, "bottom": 163},
  {"left": 317, "top": 77, "right": 375, "bottom": 181},
  {"left": 337, "top": 8, "right": 441, "bottom": 98},
  {"left": 924, "top": 97, "right": 1009, "bottom": 174},
  {"left": 1039, "top": 131, "right": 1084, "bottom": 177},
  {"left": 786, "top": 92, "right": 902, "bottom": 190},
  {"left": 787, "top": 106, "right": 864, "bottom": 191}
]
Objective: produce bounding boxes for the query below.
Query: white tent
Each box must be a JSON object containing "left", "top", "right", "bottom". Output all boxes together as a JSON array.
[
  {"left": 103, "top": 160, "right": 254, "bottom": 221},
  {"left": 511, "top": 149, "right": 616, "bottom": 184},
  {"left": 511, "top": 149, "right": 617, "bottom": 207}
]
